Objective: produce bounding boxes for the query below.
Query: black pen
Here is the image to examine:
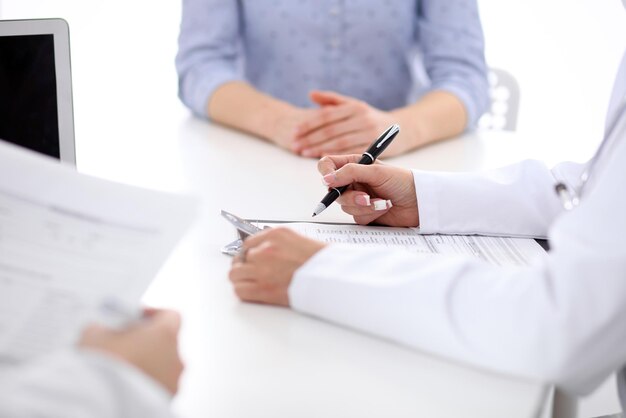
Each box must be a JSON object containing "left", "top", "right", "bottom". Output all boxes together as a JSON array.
[{"left": 312, "top": 124, "right": 400, "bottom": 217}]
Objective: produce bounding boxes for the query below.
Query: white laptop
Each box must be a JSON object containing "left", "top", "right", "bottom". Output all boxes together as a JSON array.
[{"left": 0, "top": 18, "right": 76, "bottom": 165}]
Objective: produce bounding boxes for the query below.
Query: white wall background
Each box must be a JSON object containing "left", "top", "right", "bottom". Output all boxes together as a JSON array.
[
  {"left": 479, "top": 0, "right": 626, "bottom": 165},
  {"left": 1, "top": 1, "right": 625, "bottom": 417}
]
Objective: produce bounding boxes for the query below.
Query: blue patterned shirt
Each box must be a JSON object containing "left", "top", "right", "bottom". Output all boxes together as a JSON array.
[{"left": 176, "top": 0, "right": 489, "bottom": 127}]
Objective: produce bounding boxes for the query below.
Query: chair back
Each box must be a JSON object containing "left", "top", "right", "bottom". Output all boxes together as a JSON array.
[{"left": 478, "top": 68, "right": 520, "bottom": 131}]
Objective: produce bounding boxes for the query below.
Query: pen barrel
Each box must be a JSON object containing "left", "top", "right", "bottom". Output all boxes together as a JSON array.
[
  {"left": 321, "top": 187, "right": 345, "bottom": 207},
  {"left": 357, "top": 154, "right": 373, "bottom": 165},
  {"left": 365, "top": 123, "right": 399, "bottom": 160},
  {"left": 369, "top": 141, "right": 391, "bottom": 160}
]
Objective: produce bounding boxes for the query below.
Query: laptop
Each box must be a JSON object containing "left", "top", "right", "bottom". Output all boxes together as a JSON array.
[{"left": 0, "top": 18, "right": 76, "bottom": 165}]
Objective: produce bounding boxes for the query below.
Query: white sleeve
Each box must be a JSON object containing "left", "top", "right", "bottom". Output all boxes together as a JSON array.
[
  {"left": 413, "top": 159, "right": 584, "bottom": 238},
  {"left": 290, "top": 130, "right": 626, "bottom": 396},
  {"left": 0, "top": 349, "right": 173, "bottom": 418}
]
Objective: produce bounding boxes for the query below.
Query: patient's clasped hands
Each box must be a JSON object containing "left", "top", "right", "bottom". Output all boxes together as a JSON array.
[
  {"left": 275, "top": 90, "right": 410, "bottom": 158},
  {"left": 229, "top": 154, "right": 419, "bottom": 306}
]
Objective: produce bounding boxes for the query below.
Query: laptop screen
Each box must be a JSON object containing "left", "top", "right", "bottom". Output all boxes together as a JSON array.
[
  {"left": 0, "top": 34, "right": 60, "bottom": 159},
  {"left": 0, "top": 19, "right": 75, "bottom": 165}
]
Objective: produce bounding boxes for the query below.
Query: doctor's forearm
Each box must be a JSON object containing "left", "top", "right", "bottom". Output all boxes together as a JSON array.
[
  {"left": 413, "top": 160, "right": 563, "bottom": 237},
  {"left": 290, "top": 242, "right": 626, "bottom": 396}
]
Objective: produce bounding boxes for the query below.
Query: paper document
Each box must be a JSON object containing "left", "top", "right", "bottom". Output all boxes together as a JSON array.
[
  {"left": 0, "top": 141, "right": 197, "bottom": 363},
  {"left": 252, "top": 222, "right": 545, "bottom": 267}
]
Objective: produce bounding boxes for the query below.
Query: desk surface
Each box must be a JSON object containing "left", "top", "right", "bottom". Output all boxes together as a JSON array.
[{"left": 79, "top": 116, "right": 547, "bottom": 418}]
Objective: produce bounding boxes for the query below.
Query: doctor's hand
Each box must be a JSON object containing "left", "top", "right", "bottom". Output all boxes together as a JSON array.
[
  {"left": 229, "top": 228, "right": 326, "bottom": 306},
  {"left": 318, "top": 155, "right": 419, "bottom": 227},
  {"left": 79, "top": 309, "right": 184, "bottom": 395},
  {"left": 292, "top": 90, "right": 412, "bottom": 158}
]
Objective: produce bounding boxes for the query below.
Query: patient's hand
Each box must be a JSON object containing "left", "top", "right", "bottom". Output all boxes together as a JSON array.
[
  {"left": 79, "top": 309, "right": 184, "bottom": 395},
  {"left": 269, "top": 106, "right": 318, "bottom": 152},
  {"left": 292, "top": 90, "right": 409, "bottom": 157}
]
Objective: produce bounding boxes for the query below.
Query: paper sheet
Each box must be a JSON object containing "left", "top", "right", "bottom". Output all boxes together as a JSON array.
[
  {"left": 256, "top": 222, "right": 545, "bottom": 267},
  {"left": 0, "top": 141, "right": 197, "bottom": 363}
]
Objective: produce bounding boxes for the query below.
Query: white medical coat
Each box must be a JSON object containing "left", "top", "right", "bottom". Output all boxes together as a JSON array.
[{"left": 291, "top": 51, "right": 626, "bottom": 406}]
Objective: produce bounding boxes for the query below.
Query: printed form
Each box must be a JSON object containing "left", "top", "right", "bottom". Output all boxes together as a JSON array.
[
  {"left": 0, "top": 142, "right": 197, "bottom": 363},
  {"left": 256, "top": 222, "right": 546, "bottom": 267}
]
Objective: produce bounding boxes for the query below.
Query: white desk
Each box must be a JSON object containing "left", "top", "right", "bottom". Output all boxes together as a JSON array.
[{"left": 91, "top": 117, "right": 547, "bottom": 418}]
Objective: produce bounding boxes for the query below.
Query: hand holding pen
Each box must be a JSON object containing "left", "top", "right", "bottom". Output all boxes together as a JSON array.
[
  {"left": 315, "top": 126, "right": 420, "bottom": 227},
  {"left": 312, "top": 124, "right": 400, "bottom": 216}
]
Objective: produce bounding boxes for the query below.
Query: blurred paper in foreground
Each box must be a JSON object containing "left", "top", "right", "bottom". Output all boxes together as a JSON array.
[{"left": 0, "top": 141, "right": 197, "bottom": 363}]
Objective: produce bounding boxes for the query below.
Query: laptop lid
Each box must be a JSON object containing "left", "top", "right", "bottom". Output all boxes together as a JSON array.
[{"left": 0, "top": 18, "right": 76, "bottom": 165}]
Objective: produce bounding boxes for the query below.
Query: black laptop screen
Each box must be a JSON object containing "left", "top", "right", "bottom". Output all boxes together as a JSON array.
[{"left": 0, "top": 34, "right": 60, "bottom": 159}]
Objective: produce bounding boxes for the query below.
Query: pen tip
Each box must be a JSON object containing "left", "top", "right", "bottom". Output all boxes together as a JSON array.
[
  {"left": 312, "top": 203, "right": 326, "bottom": 217},
  {"left": 312, "top": 213, "right": 316, "bottom": 217}
]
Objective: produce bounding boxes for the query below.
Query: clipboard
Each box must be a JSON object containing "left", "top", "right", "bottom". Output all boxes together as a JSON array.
[
  {"left": 220, "top": 210, "right": 364, "bottom": 256},
  {"left": 220, "top": 210, "right": 551, "bottom": 256}
]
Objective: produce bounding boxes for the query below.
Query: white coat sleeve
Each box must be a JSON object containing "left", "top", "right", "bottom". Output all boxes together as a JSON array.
[
  {"left": 0, "top": 349, "right": 173, "bottom": 418},
  {"left": 413, "top": 159, "right": 583, "bottom": 238},
  {"left": 290, "top": 122, "right": 626, "bottom": 396}
]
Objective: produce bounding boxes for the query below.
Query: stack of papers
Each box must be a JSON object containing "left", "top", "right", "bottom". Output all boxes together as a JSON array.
[{"left": 252, "top": 221, "right": 546, "bottom": 267}]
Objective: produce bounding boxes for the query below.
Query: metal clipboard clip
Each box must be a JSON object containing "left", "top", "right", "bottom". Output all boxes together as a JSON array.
[{"left": 220, "top": 210, "right": 269, "bottom": 256}]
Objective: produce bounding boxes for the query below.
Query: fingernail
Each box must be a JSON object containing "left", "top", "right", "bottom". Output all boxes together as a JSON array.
[
  {"left": 302, "top": 149, "right": 314, "bottom": 157},
  {"left": 373, "top": 199, "right": 392, "bottom": 211},
  {"left": 322, "top": 171, "right": 337, "bottom": 185},
  {"left": 355, "top": 194, "right": 371, "bottom": 206}
]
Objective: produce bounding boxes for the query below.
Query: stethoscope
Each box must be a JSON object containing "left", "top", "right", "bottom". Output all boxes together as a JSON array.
[{"left": 553, "top": 97, "right": 626, "bottom": 210}]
